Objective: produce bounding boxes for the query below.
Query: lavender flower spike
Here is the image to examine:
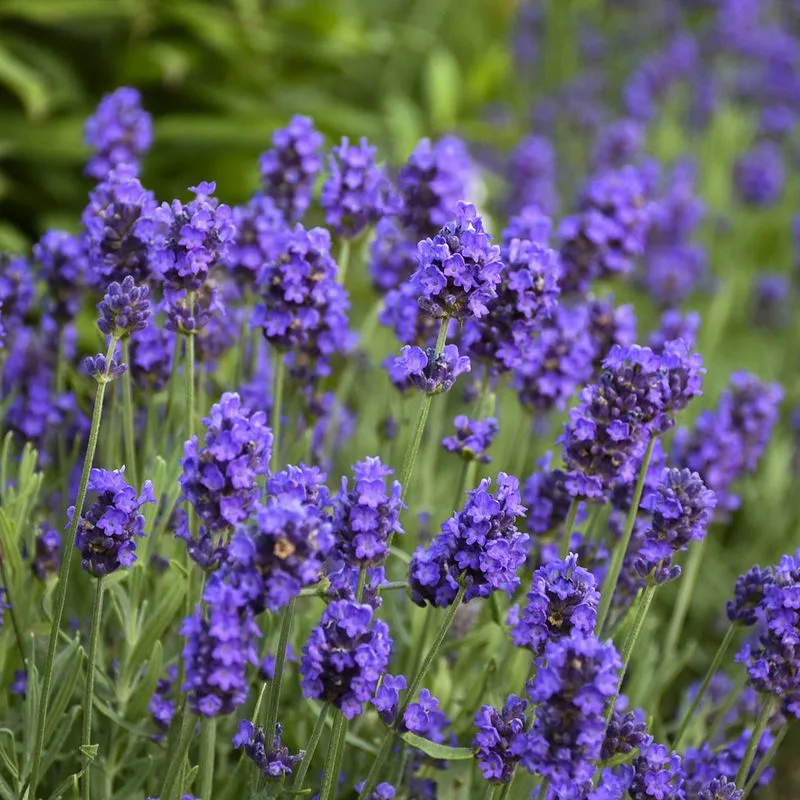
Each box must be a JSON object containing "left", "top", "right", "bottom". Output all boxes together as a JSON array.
[{"left": 386, "top": 344, "right": 471, "bottom": 395}]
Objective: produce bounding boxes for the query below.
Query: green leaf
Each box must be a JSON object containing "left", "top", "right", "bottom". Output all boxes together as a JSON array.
[
  {"left": 0, "top": 729, "right": 18, "bottom": 784},
  {"left": 113, "top": 755, "right": 157, "bottom": 797},
  {"left": 124, "top": 639, "right": 164, "bottom": 722},
  {"left": 424, "top": 47, "right": 460, "bottom": 132},
  {"left": 21, "top": 644, "right": 39, "bottom": 776},
  {"left": 399, "top": 731, "right": 474, "bottom": 760},
  {"left": 92, "top": 697, "right": 155, "bottom": 740},
  {"left": 79, "top": 744, "right": 98, "bottom": 760},
  {"left": 0, "top": 42, "right": 49, "bottom": 117},
  {"left": 40, "top": 707, "right": 80, "bottom": 778},
  {"left": 127, "top": 578, "right": 184, "bottom": 675},
  {"left": 44, "top": 639, "right": 84, "bottom": 742}
]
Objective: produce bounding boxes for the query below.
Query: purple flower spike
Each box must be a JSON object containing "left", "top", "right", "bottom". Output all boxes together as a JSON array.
[
  {"left": 371, "top": 673, "right": 407, "bottom": 725},
  {"left": 369, "top": 218, "right": 418, "bottom": 293},
  {"left": 442, "top": 416, "right": 499, "bottom": 464},
  {"left": 506, "top": 135, "right": 559, "bottom": 215},
  {"left": 696, "top": 778, "right": 743, "bottom": 800},
  {"left": 727, "top": 565, "right": 773, "bottom": 626},
  {"left": 386, "top": 344, "right": 470, "bottom": 395},
  {"left": 321, "top": 136, "right": 395, "bottom": 238},
  {"left": 511, "top": 554, "right": 600, "bottom": 656},
  {"left": 259, "top": 115, "right": 324, "bottom": 222},
  {"left": 402, "top": 688, "right": 451, "bottom": 744},
  {"left": 34, "top": 230, "right": 91, "bottom": 322},
  {"left": 409, "top": 473, "right": 528, "bottom": 607},
  {"left": 629, "top": 740, "right": 685, "bottom": 800},
  {"left": 83, "top": 353, "right": 127, "bottom": 383},
  {"left": 84, "top": 87, "right": 152, "bottom": 179},
  {"left": 97, "top": 275, "right": 151, "bottom": 339},
  {"left": 232, "top": 720, "right": 302, "bottom": 777},
  {"left": 69, "top": 468, "right": 155, "bottom": 577},
  {"left": 473, "top": 694, "right": 529, "bottom": 784},
  {"left": 226, "top": 195, "right": 288, "bottom": 286},
  {"left": 300, "top": 599, "right": 392, "bottom": 719},
  {"left": 333, "top": 457, "right": 404, "bottom": 568},
  {"left": 734, "top": 141, "right": 784, "bottom": 207},
  {"left": 413, "top": 202, "right": 503, "bottom": 321}
]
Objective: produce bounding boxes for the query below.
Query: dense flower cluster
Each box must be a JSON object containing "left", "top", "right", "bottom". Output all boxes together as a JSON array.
[
  {"left": 441, "top": 416, "right": 499, "bottom": 464},
  {"left": 369, "top": 218, "right": 418, "bottom": 293},
  {"left": 403, "top": 689, "right": 451, "bottom": 744},
  {"left": 69, "top": 468, "right": 155, "bottom": 577},
  {"left": 232, "top": 720, "right": 303, "bottom": 777},
  {"left": 386, "top": 344, "right": 470, "bottom": 395},
  {"left": 252, "top": 225, "right": 353, "bottom": 380},
  {"left": 33, "top": 231, "right": 90, "bottom": 322},
  {"left": 97, "top": 276, "right": 151, "bottom": 340},
  {"left": 413, "top": 202, "right": 503, "bottom": 321},
  {"left": 734, "top": 141, "right": 784, "bottom": 207},
  {"left": 629, "top": 741, "right": 685, "bottom": 800},
  {"left": 84, "top": 87, "right": 152, "bottom": 179},
  {"left": 226, "top": 194, "right": 288, "bottom": 285},
  {"left": 332, "top": 457, "right": 403, "bottom": 568},
  {"left": 321, "top": 137, "right": 394, "bottom": 237},
  {"left": 523, "top": 453, "right": 582, "bottom": 536},
  {"left": 408, "top": 473, "right": 528, "bottom": 606},
  {"left": 259, "top": 115, "right": 324, "bottom": 222},
  {"left": 397, "top": 135, "right": 473, "bottom": 237},
  {"left": 473, "top": 694, "right": 528, "bottom": 784},
  {"left": 511, "top": 554, "right": 600, "bottom": 655},
  {"left": 506, "top": 135, "right": 559, "bottom": 214},
  {"left": 300, "top": 599, "right": 392, "bottom": 718}
]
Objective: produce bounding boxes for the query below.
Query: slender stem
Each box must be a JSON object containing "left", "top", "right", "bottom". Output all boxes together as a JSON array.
[
  {"left": 337, "top": 238, "right": 352, "bottom": 285},
  {"left": 271, "top": 353, "right": 285, "bottom": 473},
  {"left": 735, "top": 700, "right": 774, "bottom": 789},
  {"left": 483, "top": 784, "right": 498, "bottom": 800},
  {"left": 663, "top": 537, "right": 707, "bottom": 656},
  {"left": 497, "top": 774, "right": 516, "bottom": 800},
  {"left": 159, "top": 710, "right": 196, "bottom": 800},
  {"left": 27, "top": 337, "right": 117, "bottom": 797},
  {"left": 161, "top": 335, "right": 184, "bottom": 454},
  {"left": 560, "top": 497, "right": 580, "bottom": 558},
  {"left": 319, "top": 711, "right": 347, "bottom": 800},
  {"left": 262, "top": 598, "right": 296, "bottom": 746},
  {"left": 743, "top": 722, "right": 790, "bottom": 798},
  {"left": 290, "top": 703, "right": 331, "bottom": 792},
  {"left": 356, "top": 566, "right": 367, "bottom": 602},
  {"left": 596, "top": 436, "right": 655, "bottom": 635},
  {"left": 198, "top": 718, "right": 216, "bottom": 800},
  {"left": 618, "top": 584, "right": 656, "bottom": 686},
  {"left": 398, "top": 319, "right": 449, "bottom": 502},
  {"left": 82, "top": 577, "right": 105, "bottom": 800},
  {"left": 708, "top": 670, "right": 747, "bottom": 744},
  {"left": 357, "top": 584, "right": 467, "bottom": 799},
  {"left": 120, "top": 339, "right": 138, "bottom": 489},
  {"left": 185, "top": 296, "right": 196, "bottom": 441},
  {"left": 538, "top": 777, "right": 551, "bottom": 799},
  {"left": 673, "top": 623, "right": 737, "bottom": 750}
]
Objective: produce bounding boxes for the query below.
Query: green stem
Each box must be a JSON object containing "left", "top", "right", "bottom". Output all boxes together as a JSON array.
[
  {"left": 27, "top": 337, "right": 117, "bottom": 797},
  {"left": 185, "top": 296, "right": 196, "bottom": 441},
  {"left": 159, "top": 710, "right": 195, "bottom": 800},
  {"left": 743, "top": 722, "right": 790, "bottom": 798},
  {"left": 290, "top": 704, "right": 331, "bottom": 792},
  {"left": 560, "top": 497, "right": 580, "bottom": 558},
  {"left": 538, "top": 777, "right": 551, "bottom": 799},
  {"left": 120, "top": 339, "right": 138, "bottom": 489},
  {"left": 198, "top": 718, "right": 216, "bottom": 800},
  {"left": 735, "top": 700, "right": 774, "bottom": 789},
  {"left": 708, "top": 670, "right": 747, "bottom": 744},
  {"left": 318, "top": 712, "right": 347, "bottom": 800},
  {"left": 271, "top": 353, "right": 285, "bottom": 473},
  {"left": 398, "top": 319, "right": 449, "bottom": 502},
  {"left": 673, "top": 623, "right": 737, "bottom": 750},
  {"left": 357, "top": 583, "right": 467, "bottom": 799},
  {"left": 497, "top": 774, "right": 516, "bottom": 800},
  {"left": 337, "top": 238, "right": 352, "bottom": 285},
  {"left": 484, "top": 784, "right": 498, "bottom": 800},
  {"left": 596, "top": 436, "right": 655, "bottom": 635},
  {"left": 618, "top": 584, "right": 656, "bottom": 687},
  {"left": 161, "top": 335, "right": 184, "bottom": 454},
  {"left": 82, "top": 576, "right": 105, "bottom": 800},
  {"left": 261, "top": 599, "right": 296, "bottom": 746},
  {"left": 663, "top": 537, "right": 707, "bottom": 656}
]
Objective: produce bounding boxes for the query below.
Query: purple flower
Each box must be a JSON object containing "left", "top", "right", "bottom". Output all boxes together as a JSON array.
[
  {"left": 753, "top": 273, "right": 791, "bottom": 329},
  {"left": 369, "top": 218, "right": 418, "bottom": 293},
  {"left": 473, "top": 694, "right": 528, "bottom": 784},
  {"left": 252, "top": 225, "right": 354, "bottom": 381},
  {"left": 83, "top": 353, "right": 127, "bottom": 383},
  {"left": 695, "top": 778, "right": 743, "bottom": 800},
  {"left": 629, "top": 741, "right": 686, "bottom": 800},
  {"left": 371, "top": 673, "right": 407, "bottom": 725},
  {"left": 523, "top": 453, "right": 583, "bottom": 536},
  {"left": 226, "top": 195, "right": 288, "bottom": 286},
  {"left": 386, "top": 344, "right": 471, "bottom": 395},
  {"left": 511, "top": 554, "right": 600, "bottom": 655},
  {"left": 84, "top": 87, "right": 152, "bottom": 179},
  {"left": 0, "top": 588, "right": 8, "bottom": 631},
  {"left": 413, "top": 202, "right": 503, "bottom": 321},
  {"left": 513, "top": 303, "right": 595, "bottom": 413},
  {"left": 649, "top": 311, "right": 700, "bottom": 354},
  {"left": 33, "top": 525, "right": 61, "bottom": 580},
  {"left": 321, "top": 136, "right": 395, "bottom": 237},
  {"left": 299, "top": 599, "right": 392, "bottom": 719},
  {"left": 259, "top": 115, "right": 324, "bottom": 222},
  {"left": 130, "top": 323, "right": 177, "bottom": 391},
  {"left": 506, "top": 135, "right": 559, "bottom": 215},
  {"left": 332, "top": 457, "right": 403, "bottom": 568},
  {"left": 734, "top": 141, "right": 784, "bottom": 206},
  {"left": 462, "top": 235, "right": 561, "bottom": 372},
  {"left": 149, "top": 665, "right": 178, "bottom": 737},
  {"left": 10, "top": 670, "right": 27, "bottom": 699},
  {"left": 644, "top": 245, "right": 708, "bottom": 309},
  {"left": 593, "top": 119, "right": 645, "bottom": 172},
  {"left": 179, "top": 393, "right": 272, "bottom": 566},
  {"left": 673, "top": 373, "right": 783, "bottom": 515},
  {"left": 402, "top": 689, "right": 451, "bottom": 744},
  {"left": 33, "top": 230, "right": 91, "bottom": 322},
  {"left": 408, "top": 473, "right": 528, "bottom": 606},
  {"left": 359, "top": 783, "right": 395, "bottom": 800},
  {"left": 181, "top": 598, "right": 260, "bottom": 716},
  {"left": 232, "top": 720, "right": 302, "bottom": 777},
  {"left": 728, "top": 565, "right": 773, "bottom": 626},
  {"left": 520, "top": 634, "right": 622, "bottom": 794},
  {"left": 398, "top": 135, "right": 474, "bottom": 238},
  {"left": 558, "top": 165, "right": 650, "bottom": 294},
  {"left": 69, "top": 468, "right": 155, "bottom": 577},
  {"left": 602, "top": 703, "right": 649, "bottom": 762},
  {"left": 0, "top": 253, "right": 35, "bottom": 328},
  {"left": 82, "top": 165, "right": 157, "bottom": 283},
  {"left": 502, "top": 205, "right": 553, "bottom": 249},
  {"left": 635, "top": 468, "right": 716, "bottom": 584},
  {"left": 442, "top": 416, "right": 499, "bottom": 464},
  {"left": 97, "top": 275, "right": 151, "bottom": 339},
  {"left": 379, "top": 280, "right": 444, "bottom": 347},
  {"left": 586, "top": 296, "right": 638, "bottom": 374}
]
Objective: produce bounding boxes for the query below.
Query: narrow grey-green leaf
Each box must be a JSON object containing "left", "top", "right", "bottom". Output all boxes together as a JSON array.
[{"left": 399, "top": 731, "right": 474, "bottom": 760}]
